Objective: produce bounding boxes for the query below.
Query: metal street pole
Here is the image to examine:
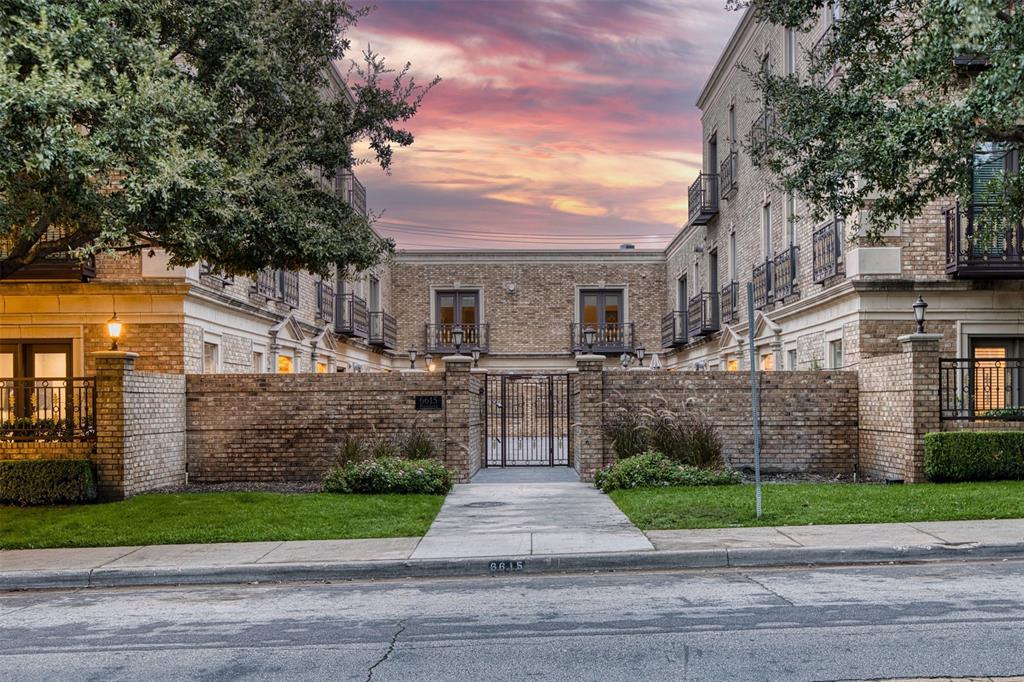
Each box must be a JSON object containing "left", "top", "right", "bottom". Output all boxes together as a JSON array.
[{"left": 746, "top": 282, "right": 762, "bottom": 519}]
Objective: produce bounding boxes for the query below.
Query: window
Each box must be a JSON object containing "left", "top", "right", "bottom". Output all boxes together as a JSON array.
[
  {"left": 726, "top": 358, "right": 740, "bottom": 372},
  {"left": 677, "top": 275, "right": 688, "bottom": 310},
  {"left": 728, "top": 231, "right": 737, "bottom": 281},
  {"left": 315, "top": 361, "right": 329, "bottom": 374},
  {"left": 761, "top": 201, "right": 773, "bottom": 261},
  {"left": 436, "top": 290, "right": 479, "bottom": 328},
  {"left": 785, "top": 28, "right": 797, "bottom": 76},
  {"left": 761, "top": 353, "right": 776, "bottom": 371},
  {"left": 277, "top": 354, "right": 294, "bottom": 374},
  {"left": 787, "top": 349, "right": 798, "bottom": 370},
  {"left": 969, "top": 338, "right": 1024, "bottom": 413},
  {"left": 707, "top": 133, "right": 718, "bottom": 174},
  {"left": 830, "top": 339, "right": 844, "bottom": 369},
  {"left": 203, "top": 342, "right": 219, "bottom": 374},
  {"left": 369, "top": 276, "right": 382, "bottom": 312},
  {"left": 728, "top": 105, "right": 737, "bottom": 148},
  {"left": 252, "top": 352, "right": 264, "bottom": 373},
  {"left": 580, "top": 289, "right": 623, "bottom": 328},
  {"left": 785, "top": 192, "right": 797, "bottom": 247},
  {"left": 0, "top": 342, "right": 71, "bottom": 380}
]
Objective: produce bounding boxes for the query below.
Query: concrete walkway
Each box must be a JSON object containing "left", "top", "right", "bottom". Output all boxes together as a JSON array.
[{"left": 410, "top": 467, "right": 654, "bottom": 559}]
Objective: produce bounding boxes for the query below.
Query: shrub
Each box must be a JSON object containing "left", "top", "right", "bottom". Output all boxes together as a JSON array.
[
  {"left": 605, "top": 404, "right": 724, "bottom": 468},
  {"left": 0, "top": 459, "right": 97, "bottom": 506},
  {"left": 322, "top": 457, "right": 453, "bottom": 495},
  {"left": 594, "top": 451, "right": 741, "bottom": 493},
  {"left": 332, "top": 435, "right": 369, "bottom": 467},
  {"left": 924, "top": 431, "right": 1024, "bottom": 482},
  {"left": 368, "top": 437, "right": 401, "bottom": 460},
  {"left": 397, "top": 430, "right": 438, "bottom": 460},
  {"left": 982, "top": 407, "right": 1024, "bottom": 420},
  {"left": 602, "top": 410, "right": 648, "bottom": 460}
]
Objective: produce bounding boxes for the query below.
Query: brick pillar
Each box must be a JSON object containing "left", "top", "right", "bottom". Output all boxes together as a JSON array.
[
  {"left": 574, "top": 353, "right": 605, "bottom": 481},
  {"left": 443, "top": 355, "right": 475, "bottom": 482},
  {"left": 898, "top": 333, "right": 942, "bottom": 482},
  {"left": 93, "top": 351, "right": 139, "bottom": 500}
]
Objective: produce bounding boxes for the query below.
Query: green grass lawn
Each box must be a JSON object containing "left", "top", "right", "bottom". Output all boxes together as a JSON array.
[
  {"left": 0, "top": 492, "right": 445, "bottom": 550},
  {"left": 610, "top": 481, "right": 1024, "bottom": 530}
]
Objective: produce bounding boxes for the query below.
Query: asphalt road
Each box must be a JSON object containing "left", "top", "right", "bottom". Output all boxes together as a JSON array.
[{"left": 3, "top": 560, "right": 1024, "bottom": 681}]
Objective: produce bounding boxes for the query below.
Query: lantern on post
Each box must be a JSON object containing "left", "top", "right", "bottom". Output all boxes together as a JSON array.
[
  {"left": 407, "top": 345, "right": 418, "bottom": 369},
  {"left": 913, "top": 296, "right": 928, "bottom": 335},
  {"left": 452, "top": 326, "right": 464, "bottom": 354},
  {"left": 107, "top": 313, "right": 123, "bottom": 351},
  {"left": 471, "top": 348, "right": 481, "bottom": 368},
  {"left": 583, "top": 326, "right": 597, "bottom": 353},
  {"left": 635, "top": 344, "right": 646, "bottom": 367}
]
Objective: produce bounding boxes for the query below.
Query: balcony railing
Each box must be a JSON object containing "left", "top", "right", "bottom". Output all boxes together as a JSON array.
[
  {"left": 945, "top": 201, "right": 1024, "bottom": 278},
  {"left": 811, "top": 27, "right": 839, "bottom": 86},
  {"left": 661, "top": 311, "right": 688, "bottom": 348},
  {"left": 812, "top": 219, "right": 843, "bottom": 283},
  {"left": 687, "top": 292, "right": 720, "bottom": 337},
  {"left": 1, "top": 378, "right": 96, "bottom": 442},
  {"left": 719, "top": 151, "right": 738, "bottom": 199},
  {"left": 773, "top": 245, "right": 799, "bottom": 301},
  {"left": 316, "top": 280, "right": 335, "bottom": 323},
  {"left": 749, "top": 108, "right": 776, "bottom": 159},
  {"left": 0, "top": 226, "right": 96, "bottom": 282},
  {"left": 688, "top": 173, "right": 719, "bottom": 225},
  {"left": 369, "top": 311, "right": 398, "bottom": 350},
  {"left": 280, "top": 270, "right": 300, "bottom": 307},
  {"left": 570, "top": 323, "right": 635, "bottom": 355},
  {"left": 720, "top": 281, "right": 739, "bottom": 325},
  {"left": 254, "top": 269, "right": 280, "bottom": 299},
  {"left": 199, "top": 261, "right": 233, "bottom": 287},
  {"left": 940, "top": 357, "right": 1024, "bottom": 421},
  {"left": 335, "top": 293, "right": 369, "bottom": 338},
  {"left": 752, "top": 260, "right": 772, "bottom": 310},
  {"left": 427, "top": 323, "right": 490, "bottom": 354}
]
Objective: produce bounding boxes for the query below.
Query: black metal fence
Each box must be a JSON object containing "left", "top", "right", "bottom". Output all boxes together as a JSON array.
[
  {"left": 939, "top": 357, "right": 1024, "bottom": 420},
  {"left": 773, "top": 245, "right": 799, "bottom": 300},
  {"left": 719, "top": 152, "right": 738, "bottom": 199},
  {"left": 0, "top": 377, "right": 96, "bottom": 441},
  {"left": 720, "top": 281, "right": 739, "bottom": 324},
  {"left": 752, "top": 260, "right": 772, "bottom": 310},
  {"left": 484, "top": 373, "right": 571, "bottom": 467}
]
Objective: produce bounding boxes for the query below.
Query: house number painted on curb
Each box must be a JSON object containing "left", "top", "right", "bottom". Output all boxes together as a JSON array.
[
  {"left": 415, "top": 395, "right": 443, "bottom": 410},
  {"left": 488, "top": 560, "right": 525, "bottom": 573}
]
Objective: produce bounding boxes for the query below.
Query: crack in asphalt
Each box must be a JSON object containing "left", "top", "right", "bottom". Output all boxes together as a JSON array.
[
  {"left": 742, "top": 573, "right": 796, "bottom": 606},
  {"left": 366, "top": 620, "right": 405, "bottom": 682}
]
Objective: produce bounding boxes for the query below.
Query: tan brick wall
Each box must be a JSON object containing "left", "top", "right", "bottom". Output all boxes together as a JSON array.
[
  {"left": 122, "top": 371, "right": 187, "bottom": 495},
  {"left": 84, "top": 323, "right": 185, "bottom": 374},
  {"left": 221, "top": 333, "right": 253, "bottom": 372},
  {"left": 0, "top": 441, "right": 94, "bottom": 461}
]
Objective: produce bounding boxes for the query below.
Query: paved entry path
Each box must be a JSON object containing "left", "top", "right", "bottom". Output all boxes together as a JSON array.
[{"left": 410, "top": 467, "right": 654, "bottom": 559}]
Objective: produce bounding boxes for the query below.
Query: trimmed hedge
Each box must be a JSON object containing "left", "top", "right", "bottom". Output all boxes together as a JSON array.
[
  {"left": 322, "top": 457, "right": 453, "bottom": 495},
  {"left": 0, "top": 459, "right": 97, "bottom": 506},
  {"left": 924, "top": 431, "right": 1024, "bottom": 482},
  {"left": 594, "top": 451, "right": 742, "bottom": 493}
]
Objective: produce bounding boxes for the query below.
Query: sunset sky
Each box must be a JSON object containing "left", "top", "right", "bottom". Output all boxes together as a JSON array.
[{"left": 350, "top": 0, "right": 742, "bottom": 250}]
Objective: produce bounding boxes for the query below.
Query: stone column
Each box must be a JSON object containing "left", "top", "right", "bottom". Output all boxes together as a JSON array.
[
  {"left": 442, "top": 355, "right": 475, "bottom": 482},
  {"left": 898, "top": 333, "right": 942, "bottom": 482},
  {"left": 574, "top": 354, "right": 606, "bottom": 481},
  {"left": 92, "top": 351, "right": 139, "bottom": 500}
]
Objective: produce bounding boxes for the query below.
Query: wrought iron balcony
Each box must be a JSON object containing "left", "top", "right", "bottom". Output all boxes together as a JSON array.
[
  {"left": 335, "top": 170, "right": 367, "bottom": 217},
  {"left": 570, "top": 323, "right": 635, "bottom": 355},
  {"left": 280, "top": 270, "right": 300, "bottom": 307},
  {"left": 688, "top": 173, "right": 719, "bottom": 225},
  {"left": 773, "top": 245, "right": 799, "bottom": 301},
  {"left": 253, "top": 269, "right": 279, "bottom": 299},
  {"left": 687, "top": 291, "right": 720, "bottom": 337},
  {"left": 199, "top": 261, "right": 233, "bottom": 287},
  {"left": 426, "top": 323, "right": 489, "bottom": 354},
  {"left": 945, "top": 201, "right": 1024, "bottom": 278},
  {"left": 720, "top": 281, "right": 739, "bottom": 325},
  {"left": 369, "top": 311, "right": 398, "bottom": 350},
  {"left": 0, "top": 377, "right": 96, "bottom": 442},
  {"left": 0, "top": 226, "right": 96, "bottom": 282},
  {"left": 719, "top": 152, "right": 738, "bottom": 199},
  {"left": 749, "top": 108, "right": 776, "bottom": 159},
  {"left": 316, "top": 280, "right": 335, "bottom": 323},
  {"left": 940, "top": 357, "right": 1024, "bottom": 421},
  {"left": 752, "top": 260, "right": 772, "bottom": 310},
  {"left": 661, "top": 311, "right": 688, "bottom": 348},
  {"left": 811, "top": 27, "right": 840, "bottom": 86},
  {"left": 812, "top": 219, "right": 843, "bottom": 283},
  {"left": 335, "top": 293, "right": 369, "bottom": 338}
]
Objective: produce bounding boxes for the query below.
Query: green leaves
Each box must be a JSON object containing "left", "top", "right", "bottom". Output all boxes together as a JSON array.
[{"left": 1, "top": 0, "right": 436, "bottom": 276}]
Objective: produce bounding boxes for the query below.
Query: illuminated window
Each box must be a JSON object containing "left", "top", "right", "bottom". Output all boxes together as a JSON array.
[
  {"left": 974, "top": 346, "right": 1006, "bottom": 412},
  {"left": 726, "top": 358, "right": 740, "bottom": 372},
  {"left": 315, "top": 361, "right": 328, "bottom": 374},
  {"left": 277, "top": 354, "right": 294, "bottom": 374},
  {"left": 760, "top": 353, "right": 775, "bottom": 371}
]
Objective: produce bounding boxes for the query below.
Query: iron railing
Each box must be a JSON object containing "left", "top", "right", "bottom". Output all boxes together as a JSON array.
[
  {"left": 687, "top": 291, "right": 720, "bottom": 337},
  {"left": 570, "top": 323, "right": 635, "bottom": 354},
  {"left": 369, "top": 311, "right": 398, "bottom": 349},
  {"left": 0, "top": 225, "right": 96, "bottom": 282},
  {"left": 720, "top": 281, "right": 739, "bottom": 324},
  {"left": 254, "top": 269, "right": 279, "bottom": 298},
  {"left": 280, "top": 271, "right": 300, "bottom": 307},
  {"left": 688, "top": 173, "right": 719, "bottom": 224},
  {"left": 944, "top": 201, "right": 1024, "bottom": 278},
  {"left": 813, "top": 218, "right": 843, "bottom": 283},
  {"left": 427, "top": 323, "right": 490, "bottom": 354},
  {"left": 811, "top": 27, "right": 839, "bottom": 86},
  {"left": 316, "top": 280, "right": 334, "bottom": 323},
  {"left": 0, "top": 378, "right": 96, "bottom": 441},
  {"left": 773, "top": 245, "right": 799, "bottom": 300},
  {"left": 749, "top": 108, "right": 777, "bottom": 159},
  {"left": 661, "top": 311, "right": 688, "bottom": 348},
  {"left": 336, "top": 293, "right": 369, "bottom": 338},
  {"left": 752, "top": 260, "right": 772, "bottom": 310},
  {"left": 719, "top": 151, "right": 738, "bottom": 199},
  {"left": 940, "top": 357, "right": 1024, "bottom": 420},
  {"left": 484, "top": 373, "right": 571, "bottom": 467},
  {"left": 199, "top": 261, "right": 233, "bottom": 286}
]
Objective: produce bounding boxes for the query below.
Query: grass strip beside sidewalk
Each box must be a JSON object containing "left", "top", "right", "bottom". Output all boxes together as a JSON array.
[
  {"left": 0, "top": 492, "right": 445, "bottom": 550},
  {"left": 611, "top": 481, "right": 1024, "bottom": 530}
]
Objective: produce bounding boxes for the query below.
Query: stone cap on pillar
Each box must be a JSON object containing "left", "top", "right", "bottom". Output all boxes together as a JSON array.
[
  {"left": 92, "top": 351, "right": 140, "bottom": 360},
  {"left": 897, "top": 333, "right": 943, "bottom": 344},
  {"left": 443, "top": 355, "right": 473, "bottom": 372},
  {"left": 92, "top": 350, "right": 140, "bottom": 374}
]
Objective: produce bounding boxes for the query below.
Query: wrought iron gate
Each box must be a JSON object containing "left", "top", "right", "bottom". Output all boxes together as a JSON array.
[{"left": 484, "top": 373, "right": 571, "bottom": 467}]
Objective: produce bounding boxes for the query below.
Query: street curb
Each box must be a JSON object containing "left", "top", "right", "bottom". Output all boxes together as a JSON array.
[{"left": 3, "top": 541, "right": 1023, "bottom": 591}]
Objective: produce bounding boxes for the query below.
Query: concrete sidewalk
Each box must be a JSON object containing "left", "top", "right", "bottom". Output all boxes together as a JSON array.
[{"left": 4, "top": 518, "right": 1024, "bottom": 591}]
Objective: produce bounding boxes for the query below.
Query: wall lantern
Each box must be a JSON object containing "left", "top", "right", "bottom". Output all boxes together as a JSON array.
[
  {"left": 407, "top": 345, "right": 418, "bottom": 369},
  {"left": 583, "top": 326, "right": 597, "bottom": 353},
  {"left": 452, "top": 326, "right": 464, "bottom": 354},
  {"left": 471, "top": 348, "right": 481, "bottom": 368},
  {"left": 912, "top": 296, "right": 928, "bottom": 334},
  {"left": 635, "top": 344, "right": 646, "bottom": 367},
  {"left": 107, "top": 312, "right": 123, "bottom": 351},
  {"left": 425, "top": 354, "right": 435, "bottom": 372},
  {"left": 619, "top": 352, "right": 631, "bottom": 369}
]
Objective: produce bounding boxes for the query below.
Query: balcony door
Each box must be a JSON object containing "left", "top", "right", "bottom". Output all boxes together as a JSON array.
[
  {"left": 1, "top": 341, "right": 72, "bottom": 422},
  {"left": 436, "top": 290, "right": 480, "bottom": 346},
  {"left": 969, "top": 338, "right": 1023, "bottom": 414},
  {"left": 580, "top": 289, "right": 623, "bottom": 346}
]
